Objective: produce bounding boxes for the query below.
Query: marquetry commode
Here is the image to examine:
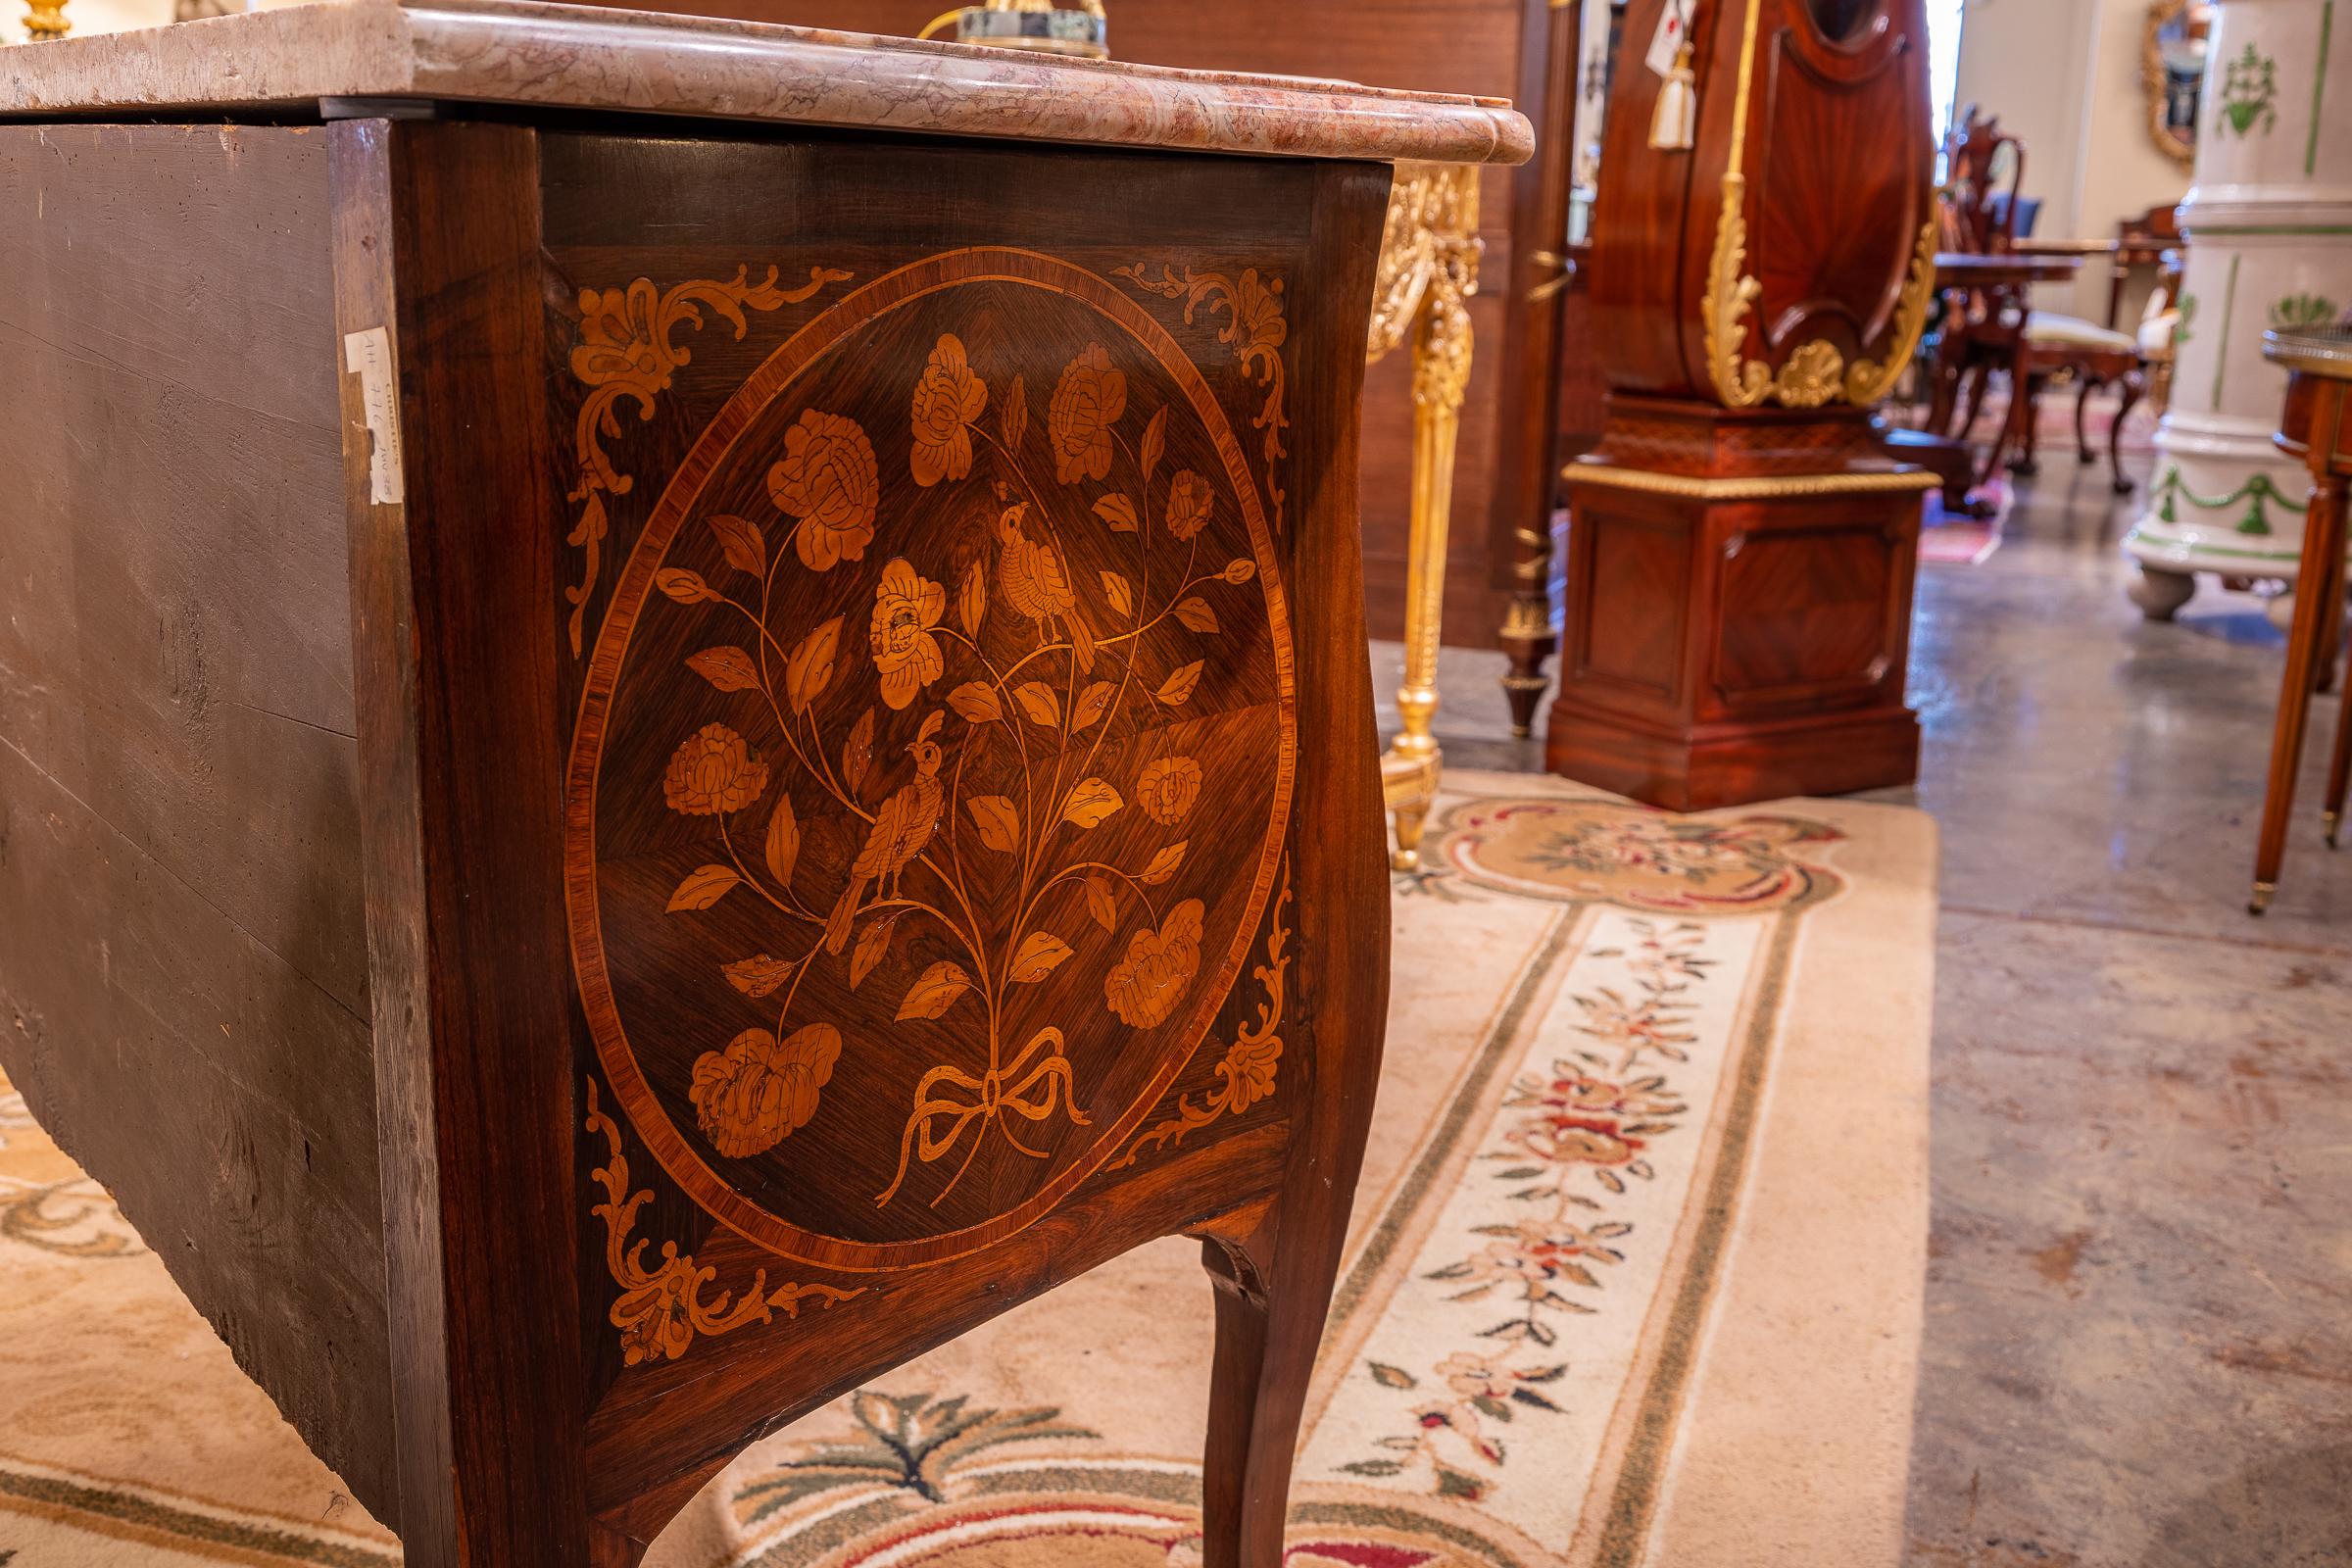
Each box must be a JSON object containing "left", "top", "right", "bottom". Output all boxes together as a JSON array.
[{"left": 0, "top": 8, "right": 1528, "bottom": 1564}]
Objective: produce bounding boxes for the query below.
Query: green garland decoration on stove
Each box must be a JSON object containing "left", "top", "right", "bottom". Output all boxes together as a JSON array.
[{"left": 2152, "top": 465, "right": 2310, "bottom": 537}]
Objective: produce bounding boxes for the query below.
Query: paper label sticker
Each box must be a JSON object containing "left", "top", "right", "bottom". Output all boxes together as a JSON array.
[
  {"left": 1646, "top": 0, "right": 1696, "bottom": 75},
  {"left": 342, "top": 326, "right": 406, "bottom": 506}
]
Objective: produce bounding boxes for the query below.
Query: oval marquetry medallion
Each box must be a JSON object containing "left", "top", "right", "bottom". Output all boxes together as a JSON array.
[{"left": 565, "top": 248, "right": 1296, "bottom": 1273}]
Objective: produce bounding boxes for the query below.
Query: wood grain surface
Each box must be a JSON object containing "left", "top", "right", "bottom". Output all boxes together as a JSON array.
[{"left": 0, "top": 122, "right": 396, "bottom": 1511}]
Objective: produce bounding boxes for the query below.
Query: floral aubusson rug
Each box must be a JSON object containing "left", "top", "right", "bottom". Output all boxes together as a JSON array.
[{"left": 0, "top": 771, "right": 1936, "bottom": 1568}]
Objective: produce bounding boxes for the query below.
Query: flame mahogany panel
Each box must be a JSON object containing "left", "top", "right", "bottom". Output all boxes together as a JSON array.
[{"left": 1589, "top": 0, "right": 1934, "bottom": 399}]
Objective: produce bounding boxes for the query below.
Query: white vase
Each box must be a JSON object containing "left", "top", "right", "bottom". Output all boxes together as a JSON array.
[{"left": 2123, "top": 0, "right": 2351, "bottom": 619}]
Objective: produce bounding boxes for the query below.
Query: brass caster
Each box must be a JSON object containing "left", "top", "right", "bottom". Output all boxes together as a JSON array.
[
  {"left": 1389, "top": 847, "right": 1420, "bottom": 874},
  {"left": 2327, "top": 811, "right": 2341, "bottom": 850},
  {"left": 1509, "top": 724, "right": 1533, "bottom": 741},
  {"left": 2248, "top": 881, "right": 2278, "bottom": 915}
]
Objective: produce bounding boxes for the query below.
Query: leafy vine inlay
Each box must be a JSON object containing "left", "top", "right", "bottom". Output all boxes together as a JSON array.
[
  {"left": 1113, "top": 265, "right": 1290, "bottom": 532},
  {"left": 565, "top": 265, "right": 854, "bottom": 656},
  {"left": 651, "top": 330, "right": 1267, "bottom": 1212},
  {"left": 586, "top": 1078, "right": 861, "bottom": 1366},
  {"left": 1111, "top": 856, "right": 1291, "bottom": 1168}
]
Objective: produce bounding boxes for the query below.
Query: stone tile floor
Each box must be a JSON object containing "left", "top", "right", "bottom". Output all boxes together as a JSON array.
[{"left": 1371, "top": 449, "right": 2352, "bottom": 1568}]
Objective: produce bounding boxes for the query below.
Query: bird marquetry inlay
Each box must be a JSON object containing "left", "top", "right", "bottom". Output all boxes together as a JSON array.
[{"left": 564, "top": 247, "right": 1298, "bottom": 1277}]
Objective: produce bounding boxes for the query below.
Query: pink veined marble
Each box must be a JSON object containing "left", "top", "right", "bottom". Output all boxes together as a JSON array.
[{"left": 0, "top": 0, "right": 1534, "bottom": 167}]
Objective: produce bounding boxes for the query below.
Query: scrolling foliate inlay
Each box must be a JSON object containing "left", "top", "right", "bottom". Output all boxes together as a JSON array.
[
  {"left": 1111, "top": 856, "right": 1291, "bottom": 1169},
  {"left": 585, "top": 1079, "right": 862, "bottom": 1367},
  {"left": 1112, "top": 264, "right": 1290, "bottom": 532},
  {"left": 564, "top": 266, "right": 855, "bottom": 657},
  {"left": 565, "top": 248, "right": 1297, "bottom": 1276}
]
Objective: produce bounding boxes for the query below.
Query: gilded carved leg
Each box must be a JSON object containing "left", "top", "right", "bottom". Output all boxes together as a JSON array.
[
  {"left": 1385, "top": 379, "right": 1462, "bottom": 869},
  {"left": 24, "top": 0, "right": 69, "bottom": 39},
  {"left": 1366, "top": 162, "right": 1480, "bottom": 871}
]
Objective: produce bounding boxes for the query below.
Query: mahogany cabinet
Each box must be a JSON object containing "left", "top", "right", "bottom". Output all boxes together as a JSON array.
[{"left": 0, "top": 6, "right": 1528, "bottom": 1563}]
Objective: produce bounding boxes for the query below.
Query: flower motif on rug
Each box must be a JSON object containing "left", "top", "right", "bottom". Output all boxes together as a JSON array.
[
  {"left": 0, "top": 1070, "right": 143, "bottom": 1258},
  {"left": 0, "top": 1179, "right": 144, "bottom": 1259},
  {"left": 0, "top": 1079, "right": 28, "bottom": 1152},
  {"left": 1340, "top": 919, "right": 1699, "bottom": 1503},
  {"left": 736, "top": 1388, "right": 1102, "bottom": 1518},
  {"left": 1434, "top": 798, "right": 1843, "bottom": 913},
  {"left": 730, "top": 1382, "right": 1518, "bottom": 1567}
]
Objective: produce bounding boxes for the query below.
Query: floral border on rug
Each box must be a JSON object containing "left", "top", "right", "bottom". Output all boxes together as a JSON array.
[
  {"left": 724, "top": 1385, "right": 1530, "bottom": 1568},
  {"left": 1432, "top": 798, "right": 1844, "bottom": 915},
  {"left": 1335, "top": 920, "right": 1704, "bottom": 1504}
]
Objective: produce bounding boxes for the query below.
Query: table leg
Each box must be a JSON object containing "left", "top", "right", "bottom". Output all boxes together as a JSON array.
[
  {"left": 2315, "top": 518, "right": 2347, "bottom": 698},
  {"left": 2005, "top": 368, "right": 2045, "bottom": 478},
  {"left": 1498, "top": 580, "right": 1555, "bottom": 740},
  {"left": 1975, "top": 339, "right": 2032, "bottom": 496},
  {"left": 1369, "top": 165, "right": 1479, "bottom": 873},
  {"left": 1925, "top": 320, "right": 1964, "bottom": 435},
  {"left": 2251, "top": 471, "right": 2348, "bottom": 910},
  {"left": 1954, "top": 361, "right": 1991, "bottom": 443},
  {"left": 2327, "top": 640, "right": 2352, "bottom": 849},
  {"left": 2108, "top": 368, "right": 2144, "bottom": 495},
  {"left": 1382, "top": 338, "right": 1466, "bottom": 870}
]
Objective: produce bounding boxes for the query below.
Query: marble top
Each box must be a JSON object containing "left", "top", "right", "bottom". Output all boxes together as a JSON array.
[
  {"left": 2264, "top": 326, "right": 2352, "bottom": 380},
  {"left": 0, "top": 0, "right": 1533, "bottom": 166}
]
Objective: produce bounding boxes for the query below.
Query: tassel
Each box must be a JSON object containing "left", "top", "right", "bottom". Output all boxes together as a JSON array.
[{"left": 1650, "top": 43, "right": 1696, "bottom": 151}]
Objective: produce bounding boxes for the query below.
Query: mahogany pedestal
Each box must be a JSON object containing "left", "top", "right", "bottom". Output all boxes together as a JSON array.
[{"left": 1546, "top": 400, "right": 1933, "bottom": 811}]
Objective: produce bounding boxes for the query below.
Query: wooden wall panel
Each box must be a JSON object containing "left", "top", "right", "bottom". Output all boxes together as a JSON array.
[
  {"left": 582, "top": 0, "right": 1536, "bottom": 648},
  {"left": 0, "top": 123, "right": 395, "bottom": 1513}
]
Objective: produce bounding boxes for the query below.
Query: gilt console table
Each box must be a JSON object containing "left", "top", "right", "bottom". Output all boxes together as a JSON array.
[
  {"left": 1366, "top": 159, "right": 1482, "bottom": 870},
  {"left": 0, "top": 7, "right": 1529, "bottom": 1562}
]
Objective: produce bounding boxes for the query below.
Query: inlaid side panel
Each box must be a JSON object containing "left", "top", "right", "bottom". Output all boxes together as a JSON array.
[
  {"left": 0, "top": 123, "right": 393, "bottom": 1513},
  {"left": 1570, "top": 502, "right": 1690, "bottom": 712},
  {"left": 534, "top": 131, "right": 1390, "bottom": 1534},
  {"left": 570, "top": 250, "right": 1296, "bottom": 1268}
]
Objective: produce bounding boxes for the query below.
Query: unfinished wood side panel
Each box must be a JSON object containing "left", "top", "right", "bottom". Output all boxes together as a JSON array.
[{"left": 0, "top": 122, "right": 395, "bottom": 1516}]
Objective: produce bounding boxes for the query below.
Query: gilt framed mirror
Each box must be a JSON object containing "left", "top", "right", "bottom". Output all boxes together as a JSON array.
[{"left": 2143, "top": 0, "right": 2214, "bottom": 172}]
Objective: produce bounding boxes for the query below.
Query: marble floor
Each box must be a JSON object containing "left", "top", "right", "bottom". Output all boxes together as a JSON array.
[{"left": 1371, "top": 448, "right": 2352, "bottom": 1567}]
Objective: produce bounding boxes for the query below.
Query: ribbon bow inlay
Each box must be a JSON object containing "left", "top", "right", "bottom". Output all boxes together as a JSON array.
[{"left": 879, "top": 1027, "right": 1093, "bottom": 1208}]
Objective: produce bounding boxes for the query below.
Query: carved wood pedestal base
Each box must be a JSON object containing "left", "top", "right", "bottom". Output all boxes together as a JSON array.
[{"left": 1545, "top": 401, "right": 1933, "bottom": 812}]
